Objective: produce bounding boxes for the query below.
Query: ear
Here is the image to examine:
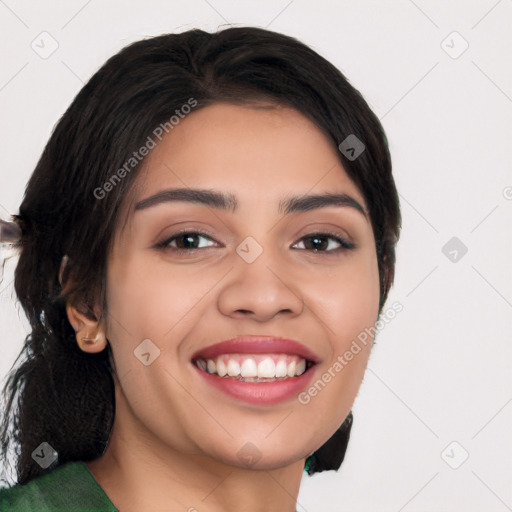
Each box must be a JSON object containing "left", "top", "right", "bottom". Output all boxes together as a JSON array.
[
  {"left": 66, "top": 302, "right": 108, "bottom": 354},
  {"left": 60, "top": 254, "right": 107, "bottom": 354}
]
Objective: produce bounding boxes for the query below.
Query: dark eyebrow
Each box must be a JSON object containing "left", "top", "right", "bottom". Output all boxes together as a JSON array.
[
  {"left": 135, "top": 188, "right": 237, "bottom": 212},
  {"left": 134, "top": 188, "right": 367, "bottom": 218},
  {"left": 279, "top": 192, "right": 367, "bottom": 218}
]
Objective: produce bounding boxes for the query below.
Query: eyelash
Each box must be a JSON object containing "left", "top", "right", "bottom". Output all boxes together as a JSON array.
[{"left": 155, "top": 229, "right": 355, "bottom": 255}]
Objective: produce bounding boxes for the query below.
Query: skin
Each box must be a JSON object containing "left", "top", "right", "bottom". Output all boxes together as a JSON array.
[{"left": 66, "top": 103, "right": 380, "bottom": 512}]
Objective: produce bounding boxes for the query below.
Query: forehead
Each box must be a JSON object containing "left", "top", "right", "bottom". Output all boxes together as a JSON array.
[
  {"left": 137, "top": 103, "right": 362, "bottom": 200},
  {"left": 116, "top": 102, "right": 366, "bottom": 235}
]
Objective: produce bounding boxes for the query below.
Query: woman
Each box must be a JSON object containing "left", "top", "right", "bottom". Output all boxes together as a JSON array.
[{"left": 0, "top": 26, "right": 400, "bottom": 511}]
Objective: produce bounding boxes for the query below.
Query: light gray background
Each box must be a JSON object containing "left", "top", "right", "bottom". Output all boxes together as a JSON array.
[{"left": 1, "top": 1, "right": 511, "bottom": 511}]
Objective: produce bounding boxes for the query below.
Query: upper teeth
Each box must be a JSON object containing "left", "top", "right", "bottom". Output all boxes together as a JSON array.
[{"left": 196, "top": 354, "right": 307, "bottom": 379}]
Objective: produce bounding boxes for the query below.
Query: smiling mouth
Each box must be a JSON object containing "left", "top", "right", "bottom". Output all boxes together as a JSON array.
[{"left": 194, "top": 353, "right": 315, "bottom": 382}]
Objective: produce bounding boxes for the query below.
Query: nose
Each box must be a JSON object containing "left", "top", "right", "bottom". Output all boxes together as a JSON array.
[{"left": 217, "top": 250, "right": 304, "bottom": 322}]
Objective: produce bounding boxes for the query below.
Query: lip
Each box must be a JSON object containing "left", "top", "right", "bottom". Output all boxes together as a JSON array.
[
  {"left": 194, "top": 366, "right": 316, "bottom": 405},
  {"left": 191, "top": 336, "right": 321, "bottom": 363},
  {"left": 191, "top": 336, "right": 320, "bottom": 405}
]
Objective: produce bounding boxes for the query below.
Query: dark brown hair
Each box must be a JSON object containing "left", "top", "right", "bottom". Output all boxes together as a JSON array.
[{"left": 0, "top": 26, "right": 400, "bottom": 486}]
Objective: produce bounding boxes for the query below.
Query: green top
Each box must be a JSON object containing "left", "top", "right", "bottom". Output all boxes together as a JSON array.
[{"left": 0, "top": 461, "right": 118, "bottom": 512}]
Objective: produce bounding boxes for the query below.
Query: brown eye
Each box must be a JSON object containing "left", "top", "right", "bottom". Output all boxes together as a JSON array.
[
  {"left": 293, "top": 233, "right": 355, "bottom": 252},
  {"left": 173, "top": 233, "right": 207, "bottom": 249},
  {"left": 156, "top": 231, "right": 217, "bottom": 252}
]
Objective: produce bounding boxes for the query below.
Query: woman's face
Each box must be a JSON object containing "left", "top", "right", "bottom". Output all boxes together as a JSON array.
[{"left": 104, "top": 102, "right": 380, "bottom": 470}]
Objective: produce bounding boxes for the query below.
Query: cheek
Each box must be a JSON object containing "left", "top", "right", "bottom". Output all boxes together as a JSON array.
[
  {"left": 311, "top": 249, "right": 380, "bottom": 342},
  {"left": 103, "top": 254, "right": 170, "bottom": 378},
  {"left": 296, "top": 250, "right": 380, "bottom": 428},
  {"left": 104, "top": 253, "right": 226, "bottom": 373},
  {"left": 105, "top": 254, "right": 195, "bottom": 336}
]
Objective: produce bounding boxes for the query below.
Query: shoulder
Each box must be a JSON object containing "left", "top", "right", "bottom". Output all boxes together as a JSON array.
[{"left": 0, "top": 461, "right": 118, "bottom": 512}]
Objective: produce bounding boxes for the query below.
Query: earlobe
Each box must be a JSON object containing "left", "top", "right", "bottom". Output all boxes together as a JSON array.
[
  {"left": 78, "top": 331, "right": 108, "bottom": 353},
  {"left": 65, "top": 302, "right": 108, "bottom": 353}
]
